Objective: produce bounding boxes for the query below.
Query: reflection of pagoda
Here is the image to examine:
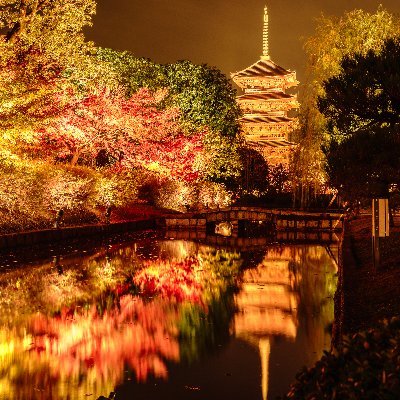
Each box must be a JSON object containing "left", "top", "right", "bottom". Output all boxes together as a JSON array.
[
  {"left": 231, "top": 6, "right": 299, "bottom": 166},
  {"left": 234, "top": 248, "right": 299, "bottom": 400}
]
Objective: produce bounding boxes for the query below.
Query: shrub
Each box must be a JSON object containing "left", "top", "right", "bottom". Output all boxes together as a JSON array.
[
  {"left": 282, "top": 318, "right": 400, "bottom": 400},
  {"left": 0, "top": 156, "right": 100, "bottom": 232},
  {"left": 44, "top": 166, "right": 95, "bottom": 212},
  {"left": 0, "top": 155, "right": 49, "bottom": 232},
  {"left": 155, "top": 179, "right": 232, "bottom": 211}
]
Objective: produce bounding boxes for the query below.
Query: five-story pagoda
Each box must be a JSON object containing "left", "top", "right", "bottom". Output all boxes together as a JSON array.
[{"left": 231, "top": 5, "right": 299, "bottom": 166}]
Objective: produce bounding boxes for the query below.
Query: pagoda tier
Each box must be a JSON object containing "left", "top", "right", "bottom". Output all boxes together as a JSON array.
[
  {"left": 230, "top": 5, "right": 299, "bottom": 166},
  {"left": 231, "top": 59, "right": 298, "bottom": 91},
  {"left": 240, "top": 114, "right": 299, "bottom": 139},
  {"left": 237, "top": 90, "right": 299, "bottom": 114}
]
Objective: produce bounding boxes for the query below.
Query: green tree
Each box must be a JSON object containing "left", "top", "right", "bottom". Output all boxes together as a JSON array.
[
  {"left": 96, "top": 53, "right": 243, "bottom": 183},
  {"left": 319, "top": 39, "right": 400, "bottom": 141},
  {"left": 295, "top": 7, "right": 400, "bottom": 204},
  {"left": 319, "top": 39, "right": 400, "bottom": 202},
  {"left": 96, "top": 48, "right": 166, "bottom": 95},
  {"left": 164, "top": 61, "right": 242, "bottom": 183},
  {"left": 0, "top": 0, "right": 104, "bottom": 142},
  {"left": 324, "top": 127, "right": 400, "bottom": 201},
  {"left": 164, "top": 61, "right": 240, "bottom": 136}
]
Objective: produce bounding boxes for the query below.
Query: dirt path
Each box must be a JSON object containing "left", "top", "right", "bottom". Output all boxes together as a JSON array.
[{"left": 343, "top": 215, "right": 400, "bottom": 333}]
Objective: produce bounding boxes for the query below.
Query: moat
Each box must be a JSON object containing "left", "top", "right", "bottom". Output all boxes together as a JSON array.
[{"left": 0, "top": 230, "right": 338, "bottom": 400}]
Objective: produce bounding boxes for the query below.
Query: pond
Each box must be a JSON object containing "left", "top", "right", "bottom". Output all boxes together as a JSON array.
[{"left": 0, "top": 230, "right": 338, "bottom": 400}]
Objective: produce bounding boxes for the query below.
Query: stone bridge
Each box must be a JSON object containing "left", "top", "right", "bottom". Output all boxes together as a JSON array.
[{"left": 164, "top": 207, "right": 343, "bottom": 234}]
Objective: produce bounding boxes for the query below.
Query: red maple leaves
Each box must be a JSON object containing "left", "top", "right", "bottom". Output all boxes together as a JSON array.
[{"left": 36, "top": 88, "right": 206, "bottom": 182}]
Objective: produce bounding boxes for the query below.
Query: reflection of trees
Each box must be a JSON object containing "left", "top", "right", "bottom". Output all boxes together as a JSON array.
[
  {"left": 0, "top": 240, "right": 244, "bottom": 400},
  {"left": 0, "top": 296, "right": 180, "bottom": 400},
  {"left": 289, "top": 246, "right": 338, "bottom": 358},
  {"left": 290, "top": 246, "right": 337, "bottom": 314},
  {"left": 0, "top": 245, "right": 143, "bottom": 320},
  {"left": 178, "top": 249, "right": 242, "bottom": 363},
  {"left": 0, "top": 239, "right": 339, "bottom": 400},
  {"left": 133, "top": 247, "right": 242, "bottom": 363}
]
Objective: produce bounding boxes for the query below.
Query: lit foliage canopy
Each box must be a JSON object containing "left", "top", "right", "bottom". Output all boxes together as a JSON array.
[
  {"left": 0, "top": 0, "right": 241, "bottom": 228},
  {"left": 319, "top": 39, "right": 400, "bottom": 200},
  {"left": 294, "top": 7, "right": 400, "bottom": 196},
  {"left": 0, "top": 0, "right": 104, "bottom": 135},
  {"left": 37, "top": 88, "right": 205, "bottom": 182},
  {"left": 97, "top": 50, "right": 241, "bottom": 138},
  {"left": 165, "top": 61, "right": 242, "bottom": 183},
  {"left": 97, "top": 50, "right": 243, "bottom": 183},
  {"left": 96, "top": 48, "right": 166, "bottom": 96},
  {"left": 319, "top": 39, "right": 400, "bottom": 141}
]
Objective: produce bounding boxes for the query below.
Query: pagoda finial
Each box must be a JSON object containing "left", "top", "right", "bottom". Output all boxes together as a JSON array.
[{"left": 262, "top": 5, "right": 270, "bottom": 60}]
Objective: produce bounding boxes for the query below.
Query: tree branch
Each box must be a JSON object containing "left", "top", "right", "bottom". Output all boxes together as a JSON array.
[{"left": 5, "top": 0, "right": 50, "bottom": 42}]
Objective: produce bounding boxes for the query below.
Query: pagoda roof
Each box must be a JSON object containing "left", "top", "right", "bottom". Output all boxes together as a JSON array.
[
  {"left": 237, "top": 91, "right": 294, "bottom": 102},
  {"left": 240, "top": 114, "right": 294, "bottom": 124},
  {"left": 231, "top": 58, "right": 293, "bottom": 80}
]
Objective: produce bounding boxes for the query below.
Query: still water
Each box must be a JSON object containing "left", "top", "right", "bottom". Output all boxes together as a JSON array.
[{"left": 0, "top": 230, "right": 338, "bottom": 400}]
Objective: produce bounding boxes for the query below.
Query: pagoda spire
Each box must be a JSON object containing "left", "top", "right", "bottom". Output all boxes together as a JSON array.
[{"left": 262, "top": 5, "right": 270, "bottom": 60}]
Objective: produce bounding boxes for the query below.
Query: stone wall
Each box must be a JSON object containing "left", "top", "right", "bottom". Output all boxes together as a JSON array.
[{"left": 0, "top": 219, "right": 158, "bottom": 250}]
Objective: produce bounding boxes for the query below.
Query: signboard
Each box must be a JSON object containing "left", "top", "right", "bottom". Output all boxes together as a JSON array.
[{"left": 372, "top": 198, "right": 389, "bottom": 238}]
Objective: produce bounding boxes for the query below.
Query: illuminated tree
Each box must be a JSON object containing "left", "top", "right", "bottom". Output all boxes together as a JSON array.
[
  {"left": 96, "top": 48, "right": 166, "bottom": 95},
  {"left": 37, "top": 88, "right": 205, "bottom": 182},
  {"left": 97, "top": 52, "right": 243, "bottom": 183},
  {"left": 319, "top": 39, "right": 400, "bottom": 202},
  {"left": 0, "top": 0, "right": 95, "bottom": 44},
  {"left": 0, "top": 42, "right": 68, "bottom": 138},
  {"left": 165, "top": 61, "right": 242, "bottom": 182},
  {"left": 319, "top": 39, "right": 400, "bottom": 140},
  {"left": 0, "top": 0, "right": 109, "bottom": 140},
  {"left": 0, "top": 0, "right": 240, "bottom": 228},
  {"left": 294, "top": 7, "right": 400, "bottom": 204}
]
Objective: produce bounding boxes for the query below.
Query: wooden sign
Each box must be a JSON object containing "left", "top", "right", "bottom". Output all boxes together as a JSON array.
[{"left": 372, "top": 198, "right": 389, "bottom": 238}]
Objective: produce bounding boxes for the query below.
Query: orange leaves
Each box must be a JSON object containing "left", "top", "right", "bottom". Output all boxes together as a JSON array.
[{"left": 28, "top": 295, "right": 180, "bottom": 383}]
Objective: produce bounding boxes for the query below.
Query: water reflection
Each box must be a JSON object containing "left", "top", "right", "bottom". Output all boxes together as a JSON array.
[
  {"left": 234, "top": 246, "right": 337, "bottom": 400},
  {"left": 0, "top": 233, "right": 337, "bottom": 400}
]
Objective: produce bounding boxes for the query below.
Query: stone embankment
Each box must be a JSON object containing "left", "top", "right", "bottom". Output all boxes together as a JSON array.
[{"left": 0, "top": 219, "right": 159, "bottom": 250}]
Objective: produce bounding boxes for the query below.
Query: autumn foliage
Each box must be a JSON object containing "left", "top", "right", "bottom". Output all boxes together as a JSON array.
[
  {"left": 36, "top": 88, "right": 206, "bottom": 182},
  {"left": 0, "top": 0, "right": 239, "bottom": 231}
]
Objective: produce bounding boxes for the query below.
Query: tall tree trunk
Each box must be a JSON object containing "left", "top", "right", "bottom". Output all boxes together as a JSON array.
[{"left": 5, "top": 0, "right": 45, "bottom": 42}]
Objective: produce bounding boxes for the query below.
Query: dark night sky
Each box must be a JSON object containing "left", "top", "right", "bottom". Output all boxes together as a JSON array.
[{"left": 87, "top": 1, "right": 400, "bottom": 82}]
